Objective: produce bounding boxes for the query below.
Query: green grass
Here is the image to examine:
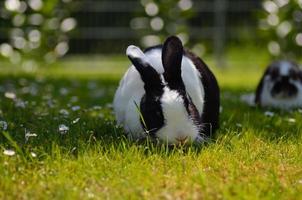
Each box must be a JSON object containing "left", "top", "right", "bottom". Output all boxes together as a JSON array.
[{"left": 0, "top": 49, "right": 302, "bottom": 199}]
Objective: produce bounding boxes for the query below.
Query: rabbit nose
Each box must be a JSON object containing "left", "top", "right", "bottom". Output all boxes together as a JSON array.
[
  {"left": 280, "top": 76, "right": 289, "bottom": 82},
  {"left": 176, "top": 136, "right": 188, "bottom": 145}
]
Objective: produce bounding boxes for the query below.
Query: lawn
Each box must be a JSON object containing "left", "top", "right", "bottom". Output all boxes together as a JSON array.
[{"left": 0, "top": 48, "right": 302, "bottom": 199}]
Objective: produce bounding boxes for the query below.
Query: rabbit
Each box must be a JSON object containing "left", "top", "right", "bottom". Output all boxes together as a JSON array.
[
  {"left": 255, "top": 60, "right": 302, "bottom": 109},
  {"left": 113, "top": 36, "right": 220, "bottom": 144}
]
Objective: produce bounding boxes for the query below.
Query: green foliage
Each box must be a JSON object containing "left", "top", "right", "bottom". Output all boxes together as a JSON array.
[
  {"left": 131, "top": 0, "right": 195, "bottom": 47},
  {"left": 0, "top": 0, "right": 76, "bottom": 68},
  {"left": 259, "top": 0, "right": 302, "bottom": 59}
]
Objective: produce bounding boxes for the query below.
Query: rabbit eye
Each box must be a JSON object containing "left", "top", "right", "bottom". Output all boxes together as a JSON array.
[
  {"left": 289, "top": 69, "right": 298, "bottom": 80},
  {"left": 270, "top": 68, "right": 279, "bottom": 80}
]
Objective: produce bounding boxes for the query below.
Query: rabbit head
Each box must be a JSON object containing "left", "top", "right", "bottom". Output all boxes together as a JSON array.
[{"left": 255, "top": 60, "right": 302, "bottom": 109}]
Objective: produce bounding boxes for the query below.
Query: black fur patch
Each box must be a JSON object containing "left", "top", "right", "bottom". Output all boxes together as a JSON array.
[
  {"left": 271, "top": 77, "right": 298, "bottom": 98},
  {"left": 128, "top": 56, "right": 163, "bottom": 96},
  {"left": 140, "top": 94, "right": 164, "bottom": 136},
  {"left": 182, "top": 94, "right": 202, "bottom": 132},
  {"left": 162, "top": 36, "right": 185, "bottom": 90},
  {"left": 127, "top": 53, "right": 165, "bottom": 136},
  {"left": 185, "top": 50, "right": 220, "bottom": 137},
  {"left": 255, "top": 67, "right": 270, "bottom": 105}
]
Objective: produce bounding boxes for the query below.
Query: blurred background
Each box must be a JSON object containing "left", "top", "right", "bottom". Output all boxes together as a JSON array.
[{"left": 0, "top": 0, "right": 301, "bottom": 69}]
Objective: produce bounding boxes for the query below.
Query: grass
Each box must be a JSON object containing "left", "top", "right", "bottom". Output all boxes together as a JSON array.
[{"left": 0, "top": 48, "right": 302, "bottom": 199}]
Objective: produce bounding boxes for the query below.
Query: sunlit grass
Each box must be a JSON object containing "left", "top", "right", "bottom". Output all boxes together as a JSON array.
[{"left": 0, "top": 48, "right": 302, "bottom": 199}]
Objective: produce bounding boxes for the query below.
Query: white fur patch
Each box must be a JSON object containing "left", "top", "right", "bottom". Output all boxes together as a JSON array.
[
  {"left": 279, "top": 61, "right": 292, "bottom": 76},
  {"left": 126, "top": 45, "right": 147, "bottom": 61},
  {"left": 181, "top": 58, "right": 205, "bottom": 115},
  {"left": 156, "top": 87, "right": 199, "bottom": 143},
  {"left": 144, "top": 48, "right": 164, "bottom": 74},
  {"left": 113, "top": 66, "right": 145, "bottom": 138},
  {"left": 260, "top": 75, "right": 302, "bottom": 109}
]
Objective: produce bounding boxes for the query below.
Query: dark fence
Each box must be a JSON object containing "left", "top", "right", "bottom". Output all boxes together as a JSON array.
[
  {"left": 70, "top": 0, "right": 262, "bottom": 55},
  {"left": 0, "top": 0, "right": 262, "bottom": 55}
]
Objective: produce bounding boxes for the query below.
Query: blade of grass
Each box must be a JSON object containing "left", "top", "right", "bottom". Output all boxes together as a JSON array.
[{"left": 2, "top": 131, "right": 26, "bottom": 161}]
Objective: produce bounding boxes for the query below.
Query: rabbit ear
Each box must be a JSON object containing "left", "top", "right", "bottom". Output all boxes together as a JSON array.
[
  {"left": 126, "top": 45, "right": 147, "bottom": 63},
  {"left": 126, "top": 45, "right": 163, "bottom": 94},
  {"left": 162, "top": 36, "right": 184, "bottom": 89}
]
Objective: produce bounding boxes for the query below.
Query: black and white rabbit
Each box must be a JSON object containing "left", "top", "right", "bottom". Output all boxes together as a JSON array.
[
  {"left": 255, "top": 60, "right": 302, "bottom": 109},
  {"left": 113, "top": 36, "right": 220, "bottom": 144}
]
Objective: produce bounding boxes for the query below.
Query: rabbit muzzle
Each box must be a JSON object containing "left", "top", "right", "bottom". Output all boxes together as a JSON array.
[{"left": 271, "top": 76, "right": 298, "bottom": 99}]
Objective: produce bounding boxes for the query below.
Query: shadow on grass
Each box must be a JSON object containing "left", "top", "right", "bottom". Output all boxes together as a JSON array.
[
  {"left": 0, "top": 74, "right": 209, "bottom": 158},
  {"left": 0, "top": 75, "right": 301, "bottom": 160}
]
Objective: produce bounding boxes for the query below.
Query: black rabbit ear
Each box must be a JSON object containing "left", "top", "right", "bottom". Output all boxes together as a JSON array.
[
  {"left": 126, "top": 45, "right": 163, "bottom": 94},
  {"left": 162, "top": 36, "right": 184, "bottom": 89}
]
